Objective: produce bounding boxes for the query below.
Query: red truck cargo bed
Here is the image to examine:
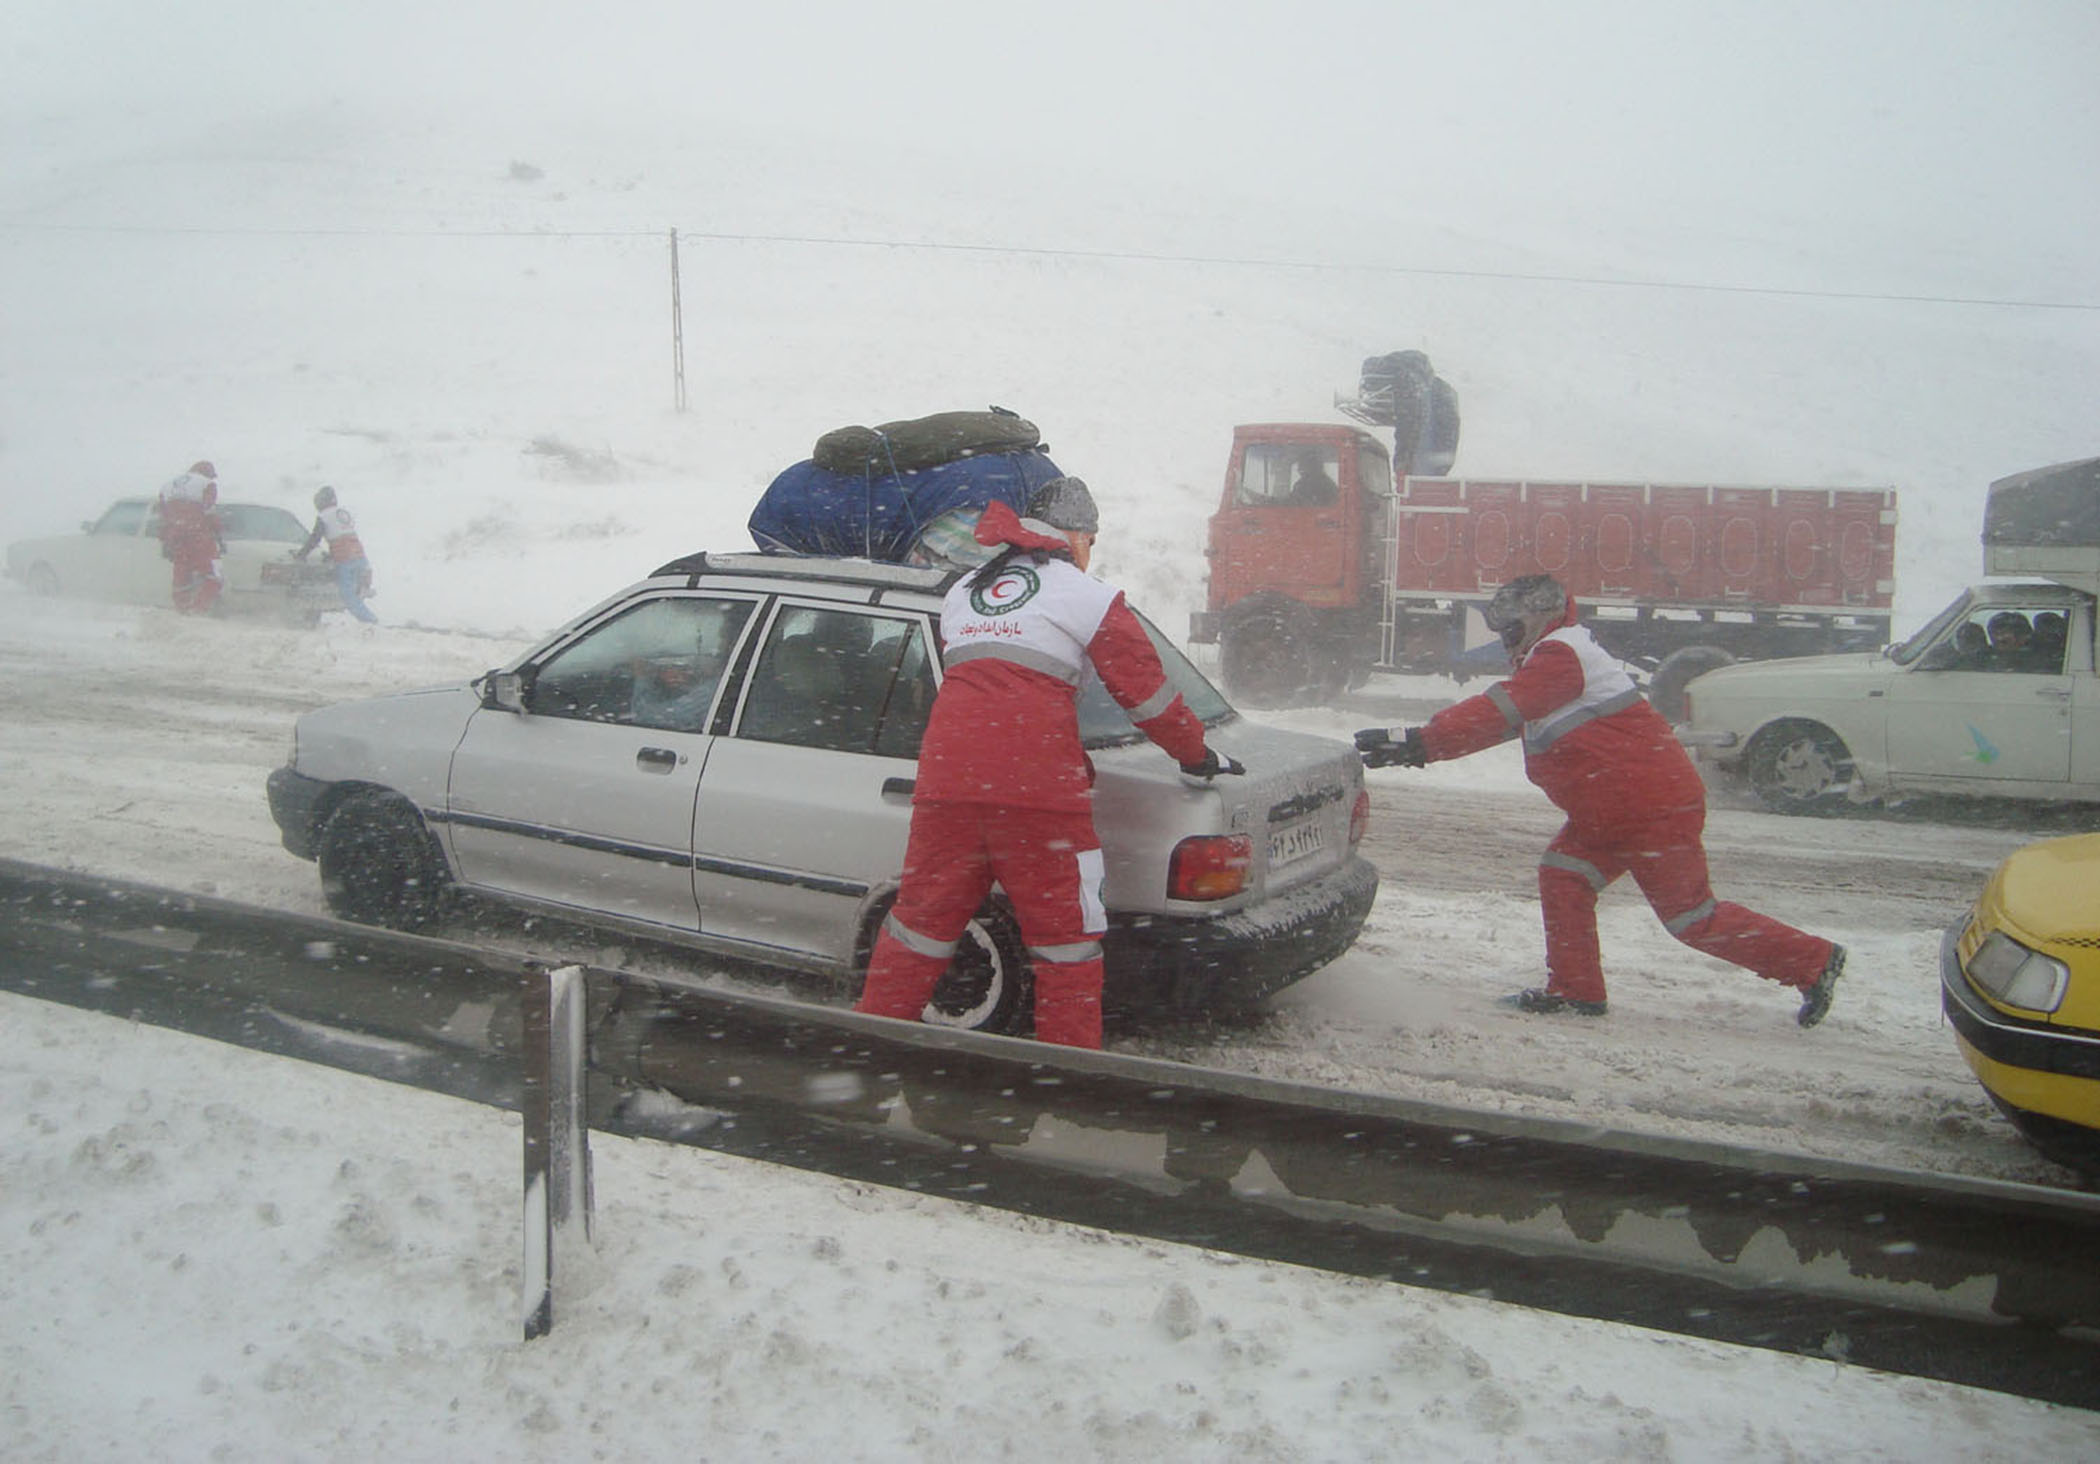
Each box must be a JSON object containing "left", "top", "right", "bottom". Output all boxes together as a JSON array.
[{"left": 1391, "top": 478, "right": 1895, "bottom": 612}]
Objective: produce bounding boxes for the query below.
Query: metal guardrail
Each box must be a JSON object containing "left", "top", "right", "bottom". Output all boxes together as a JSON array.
[{"left": 3, "top": 855, "right": 2097, "bottom": 1410}]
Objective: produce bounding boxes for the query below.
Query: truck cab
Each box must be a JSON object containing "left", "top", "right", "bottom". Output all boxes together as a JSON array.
[{"left": 1190, "top": 423, "right": 1393, "bottom": 706}]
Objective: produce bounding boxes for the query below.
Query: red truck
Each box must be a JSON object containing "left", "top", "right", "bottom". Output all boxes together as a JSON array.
[{"left": 1189, "top": 418, "right": 1898, "bottom": 714}]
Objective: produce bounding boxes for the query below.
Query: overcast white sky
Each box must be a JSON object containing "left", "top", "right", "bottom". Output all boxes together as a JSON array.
[{"left": 6, "top": 1, "right": 2095, "bottom": 297}]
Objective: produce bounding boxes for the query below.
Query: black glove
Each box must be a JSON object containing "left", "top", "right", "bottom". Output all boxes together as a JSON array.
[
  {"left": 1179, "top": 748, "right": 1247, "bottom": 785},
  {"left": 1354, "top": 726, "right": 1427, "bottom": 769}
]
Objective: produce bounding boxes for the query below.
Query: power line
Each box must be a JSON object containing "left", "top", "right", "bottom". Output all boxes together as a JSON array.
[{"left": 7, "top": 217, "right": 2096, "bottom": 313}]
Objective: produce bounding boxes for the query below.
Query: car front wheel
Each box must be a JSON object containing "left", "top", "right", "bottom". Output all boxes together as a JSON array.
[
  {"left": 27, "top": 563, "right": 60, "bottom": 597},
  {"left": 316, "top": 789, "right": 449, "bottom": 929},
  {"left": 1745, "top": 721, "right": 1854, "bottom": 815}
]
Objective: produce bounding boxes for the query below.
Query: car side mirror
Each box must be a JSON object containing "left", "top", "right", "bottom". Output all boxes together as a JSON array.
[{"left": 482, "top": 670, "right": 531, "bottom": 713}]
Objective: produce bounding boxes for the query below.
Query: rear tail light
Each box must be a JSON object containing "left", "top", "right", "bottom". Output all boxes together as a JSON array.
[
  {"left": 1349, "top": 789, "right": 1370, "bottom": 845},
  {"left": 1168, "top": 834, "right": 1251, "bottom": 901}
]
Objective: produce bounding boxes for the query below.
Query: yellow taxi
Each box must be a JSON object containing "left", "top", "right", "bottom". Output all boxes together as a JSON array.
[{"left": 1942, "top": 833, "right": 2100, "bottom": 1180}]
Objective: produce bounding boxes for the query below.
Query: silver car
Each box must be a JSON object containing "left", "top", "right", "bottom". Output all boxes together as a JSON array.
[
  {"left": 267, "top": 553, "right": 1377, "bottom": 1033},
  {"left": 6, "top": 496, "right": 338, "bottom": 619}
]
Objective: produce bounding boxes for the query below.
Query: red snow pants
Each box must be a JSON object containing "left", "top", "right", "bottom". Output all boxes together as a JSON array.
[
  {"left": 855, "top": 800, "right": 1108, "bottom": 1048},
  {"left": 1537, "top": 801, "right": 1833, "bottom": 1004},
  {"left": 169, "top": 549, "right": 221, "bottom": 614}
]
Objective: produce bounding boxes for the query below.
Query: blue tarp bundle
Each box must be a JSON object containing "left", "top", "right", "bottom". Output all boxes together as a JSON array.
[{"left": 748, "top": 446, "right": 1065, "bottom": 562}]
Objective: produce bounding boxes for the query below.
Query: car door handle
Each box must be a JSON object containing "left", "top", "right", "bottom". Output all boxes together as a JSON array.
[
  {"left": 636, "top": 746, "right": 681, "bottom": 773},
  {"left": 882, "top": 777, "right": 916, "bottom": 798},
  {"left": 2035, "top": 687, "right": 2073, "bottom": 700}
]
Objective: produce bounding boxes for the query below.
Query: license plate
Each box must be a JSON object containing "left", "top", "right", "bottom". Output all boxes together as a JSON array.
[{"left": 1268, "top": 818, "right": 1326, "bottom": 869}]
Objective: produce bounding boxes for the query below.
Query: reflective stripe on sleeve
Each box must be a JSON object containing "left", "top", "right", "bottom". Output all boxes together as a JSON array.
[
  {"left": 1487, "top": 685, "right": 1523, "bottom": 731},
  {"left": 1124, "top": 681, "right": 1178, "bottom": 723}
]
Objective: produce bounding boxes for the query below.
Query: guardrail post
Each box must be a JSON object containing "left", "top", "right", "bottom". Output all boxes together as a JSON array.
[{"left": 522, "top": 962, "right": 594, "bottom": 1340}]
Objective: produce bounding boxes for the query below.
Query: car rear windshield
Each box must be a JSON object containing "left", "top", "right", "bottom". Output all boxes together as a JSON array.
[
  {"left": 1076, "top": 612, "right": 1234, "bottom": 747},
  {"left": 215, "top": 504, "right": 311, "bottom": 543}
]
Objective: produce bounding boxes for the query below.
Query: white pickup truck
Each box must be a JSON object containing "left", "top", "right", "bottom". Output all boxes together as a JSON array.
[{"left": 1678, "top": 458, "right": 2100, "bottom": 814}]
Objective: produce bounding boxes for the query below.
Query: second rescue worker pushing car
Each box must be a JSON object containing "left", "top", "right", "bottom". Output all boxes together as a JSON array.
[
  {"left": 856, "top": 477, "right": 1243, "bottom": 1048},
  {"left": 1356, "top": 574, "right": 1846, "bottom": 1025}
]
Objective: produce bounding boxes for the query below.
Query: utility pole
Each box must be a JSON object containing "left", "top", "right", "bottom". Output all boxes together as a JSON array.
[{"left": 669, "top": 228, "right": 688, "bottom": 414}]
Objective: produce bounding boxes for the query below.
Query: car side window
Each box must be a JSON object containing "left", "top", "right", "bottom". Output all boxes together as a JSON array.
[
  {"left": 737, "top": 606, "right": 933, "bottom": 756},
  {"left": 529, "top": 596, "right": 754, "bottom": 729},
  {"left": 1930, "top": 609, "right": 2067, "bottom": 675}
]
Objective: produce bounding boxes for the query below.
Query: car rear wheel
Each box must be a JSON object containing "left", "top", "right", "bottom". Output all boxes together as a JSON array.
[
  {"left": 920, "top": 905, "right": 1031, "bottom": 1036},
  {"left": 27, "top": 563, "right": 60, "bottom": 597},
  {"left": 1745, "top": 721, "right": 1853, "bottom": 816},
  {"left": 316, "top": 789, "right": 449, "bottom": 929}
]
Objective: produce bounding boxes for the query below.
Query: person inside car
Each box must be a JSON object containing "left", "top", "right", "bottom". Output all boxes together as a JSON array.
[
  {"left": 1984, "top": 611, "right": 2034, "bottom": 671},
  {"left": 2028, "top": 611, "right": 2068, "bottom": 674},
  {"left": 1355, "top": 573, "right": 1846, "bottom": 1026},
  {"left": 854, "top": 476, "right": 1242, "bottom": 1048}
]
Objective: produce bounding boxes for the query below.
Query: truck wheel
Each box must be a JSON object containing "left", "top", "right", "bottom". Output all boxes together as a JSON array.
[
  {"left": 1648, "top": 645, "right": 1736, "bottom": 723},
  {"left": 1745, "top": 721, "right": 1853, "bottom": 816},
  {"left": 919, "top": 905, "right": 1032, "bottom": 1036},
  {"left": 27, "top": 563, "right": 61, "bottom": 597},
  {"left": 1220, "top": 603, "right": 1313, "bottom": 708},
  {"left": 316, "top": 789, "right": 450, "bottom": 929}
]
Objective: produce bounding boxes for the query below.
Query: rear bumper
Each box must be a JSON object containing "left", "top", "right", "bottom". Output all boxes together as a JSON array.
[{"left": 1103, "top": 854, "right": 1379, "bottom": 1014}]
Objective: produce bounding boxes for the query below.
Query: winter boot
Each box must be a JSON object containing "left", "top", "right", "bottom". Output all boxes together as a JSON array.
[
  {"left": 1508, "top": 987, "right": 1608, "bottom": 1017},
  {"left": 1798, "top": 945, "right": 1846, "bottom": 1028}
]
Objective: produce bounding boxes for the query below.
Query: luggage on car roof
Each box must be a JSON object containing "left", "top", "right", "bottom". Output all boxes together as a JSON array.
[{"left": 749, "top": 407, "right": 1065, "bottom": 563}]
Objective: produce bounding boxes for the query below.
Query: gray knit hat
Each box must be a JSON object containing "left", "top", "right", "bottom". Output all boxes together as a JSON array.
[{"left": 1025, "top": 476, "right": 1099, "bottom": 535}]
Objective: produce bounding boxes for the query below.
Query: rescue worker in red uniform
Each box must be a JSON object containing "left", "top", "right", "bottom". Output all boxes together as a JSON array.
[
  {"left": 293, "top": 485, "right": 378, "bottom": 623},
  {"left": 855, "top": 477, "right": 1242, "bottom": 1048},
  {"left": 1356, "top": 574, "right": 1845, "bottom": 1025},
  {"left": 157, "top": 460, "right": 224, "bottom": 614}
]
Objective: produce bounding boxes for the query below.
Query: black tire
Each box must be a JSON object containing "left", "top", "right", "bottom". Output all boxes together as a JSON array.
[
  {"left": 27, "top": 563, "right": 60, "bottom": 597},
  {"left": 920, "top": 904, "right": 1032, "bottom": 1036},
  {"left": 1744, "top": 721, "right": 1854, "bottom": 816},
  {"left": 1220, "top": 601, "right": 1314, "bottom": 708},
  {"left": 1647, "top": 645, "right": 1735, "bottom": 723},
  {"left": 316, "top": 789, "right": 450, "bottom": 929}
]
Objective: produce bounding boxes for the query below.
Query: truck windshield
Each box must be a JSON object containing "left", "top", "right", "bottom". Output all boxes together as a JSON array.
[
  {"left": 1888, "top": 591, "right": 1976, "bottom": 666},
  {"left": 1076, "top": 612, "right": 1235, "bottom": 746},
  {"left": 1237, "top": 444, "right": 1341, "bottom": 507}
]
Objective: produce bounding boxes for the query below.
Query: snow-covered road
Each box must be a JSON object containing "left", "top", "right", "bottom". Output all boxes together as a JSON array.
[{"left": 0, "top": 591, "right": 2070, "bottom": 1189}]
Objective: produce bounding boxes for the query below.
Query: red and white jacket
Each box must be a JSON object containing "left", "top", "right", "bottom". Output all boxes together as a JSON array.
[
  {"left": 1418, "top": 594, "right": 1705, "bottom": 826},
  {"left": 916, "top": 501, "right": 1210, "bottom": 811},
  {"left": 302, "top": 505, "right": 367, "bottom": 564}
]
